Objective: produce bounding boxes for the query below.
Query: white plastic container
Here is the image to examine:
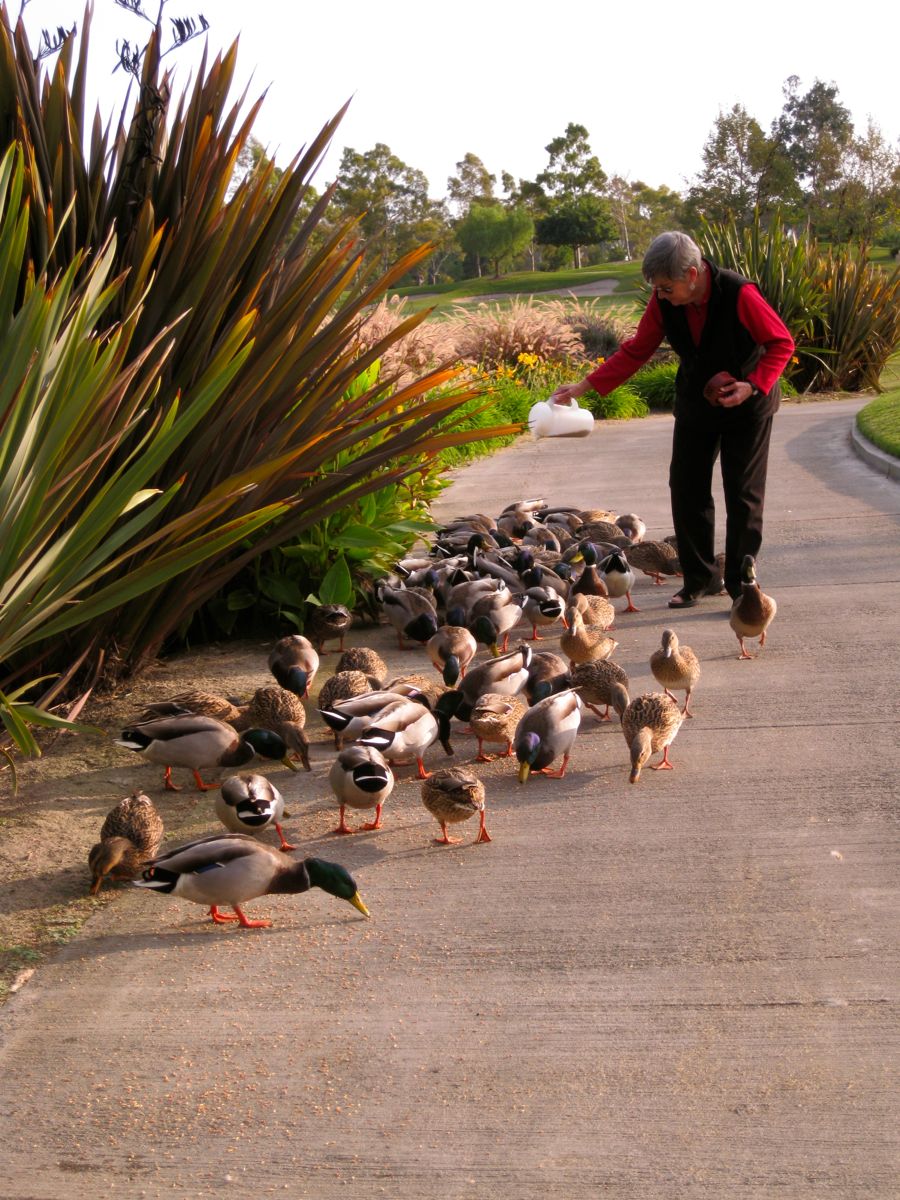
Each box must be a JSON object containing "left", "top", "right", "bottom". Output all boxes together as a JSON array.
[{"left": 528, "top": 396, "right": 595, "bottom": 438}]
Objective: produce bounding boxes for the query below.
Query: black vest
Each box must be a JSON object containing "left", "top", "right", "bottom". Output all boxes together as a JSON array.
[{"left": 659, "top": 259, "right": 781, "bottom": 426}]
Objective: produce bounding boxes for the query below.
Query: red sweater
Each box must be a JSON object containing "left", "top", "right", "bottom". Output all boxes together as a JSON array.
[{"left": 586, "top": 281, "right": 795, "bottom": 397}]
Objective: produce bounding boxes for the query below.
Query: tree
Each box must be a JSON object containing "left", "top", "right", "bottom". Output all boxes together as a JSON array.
[
  {"left": 825, "top": 120, "right": 900, "bottom": 243},
  {"left": 772, "top": 76, "right": 854, "bottom": 233},
  {"left": 536, "top": 122, "right": 607, "bottom": 199},
  {"left": 447, "top": 152, "right": 497, "bottom": 214},
  {"left": 686, "top": 104, "right": 798, "bottom": 227},
  {"left": 535, "top": 195, "right": 616, "bottom": 268},
  {"left": 456, "top": 203, "right": 534, "bottom": 278},
  {"left": 334, "top": 143, "right": 431, "bottom": 272}
]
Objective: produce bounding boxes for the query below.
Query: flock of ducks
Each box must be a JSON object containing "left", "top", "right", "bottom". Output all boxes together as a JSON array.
[{"left": 89, "top": 501, "right": 776, "bottom": 930}]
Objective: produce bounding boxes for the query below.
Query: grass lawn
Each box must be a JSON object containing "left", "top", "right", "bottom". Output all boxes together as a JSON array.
[
  {"left": 391, "top": 262, "right": 646, "bottom": 313},
  {"left": 856, "top": 384, "right": 900, "bottom": 457}
]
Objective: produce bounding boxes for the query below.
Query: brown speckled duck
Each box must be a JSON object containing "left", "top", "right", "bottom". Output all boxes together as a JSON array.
[
  {"left": 233, "top": 685, "right": 311, "bottom": 770},
  {"left": 88, "top": 792, "right": 164, "bottom": 894},
  {"left": 569, "top": 660, "right": 630, "bottom": 721},
  {"left": 560, "top": 606, "right": 618, "bottom": 668},
  {"left": 469, "top": 692, "right": 527, "bottom": 762},
  {"left": 729, "top": 555, "right": 777, "bottom": 659},
  {"left": 421, "top": 767, "right": 491, "bottom": 845},
  {"left": 620, "top": 693, "right": 684, "bottom": 783},
  {"left": 649, "top": 629, "right": 701, "bottom": 717}
]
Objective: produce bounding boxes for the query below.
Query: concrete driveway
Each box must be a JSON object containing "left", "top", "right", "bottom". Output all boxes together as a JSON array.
[{"left": 0, "top": 399, "right": 897, "bottom": 1198}]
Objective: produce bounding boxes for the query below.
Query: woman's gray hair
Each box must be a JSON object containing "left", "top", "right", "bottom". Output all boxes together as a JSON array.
[{"left": 642, "top": 232, "right": 703, "bottom": 282}]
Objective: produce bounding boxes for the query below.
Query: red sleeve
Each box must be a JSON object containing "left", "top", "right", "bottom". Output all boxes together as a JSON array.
[
  {"left": 585, "top": 293, "right": 665, "bottom": 396},
  {"left": 737, "top": 285, "right": 795, "bottom": 394}
]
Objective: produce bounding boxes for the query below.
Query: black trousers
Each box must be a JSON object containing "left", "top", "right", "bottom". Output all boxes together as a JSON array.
[{"left": 669, "top": 412, "right": 774, "bottom": 600}]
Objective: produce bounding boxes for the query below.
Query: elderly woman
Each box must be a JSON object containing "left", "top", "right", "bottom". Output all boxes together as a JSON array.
[{"left": 553, "top": 231, "right": 794, "bottom": 607}]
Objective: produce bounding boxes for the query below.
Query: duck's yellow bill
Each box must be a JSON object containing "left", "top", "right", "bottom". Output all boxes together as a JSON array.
[
  {"left": 348, "top": 892, "right": 371, "bottom": 918},
  {"left": 518, "top": 762, "right": 531, "bottom": 784},
  {"left": 281, "top": 755, "right": 300, "bottom": 772}
]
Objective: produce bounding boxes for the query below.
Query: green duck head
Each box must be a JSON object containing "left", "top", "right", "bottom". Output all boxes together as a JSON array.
[
  {"left": 516, "top": 731, "right": 542, "bottom": 784},
  {"left": 305, "top": 858, "right": 370, "bottom": 917},
  {"left": 242, "top": 728, "right": 299, "bottom": 771}
]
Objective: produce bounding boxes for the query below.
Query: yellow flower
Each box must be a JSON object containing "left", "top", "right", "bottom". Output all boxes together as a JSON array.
[
  {"left": 595, "top": 356, "right": 605, "bottom": 365},
  {"left": 791, "top": 355, "right": 799, "bottom": 364}
]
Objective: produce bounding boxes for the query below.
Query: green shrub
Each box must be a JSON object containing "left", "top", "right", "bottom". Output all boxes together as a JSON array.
[
  {"left": 584, "top": 385, "right": 649, "bottom": 420},
  {"left": 629, "top": 361, "right": 678, "bottom": 410}
]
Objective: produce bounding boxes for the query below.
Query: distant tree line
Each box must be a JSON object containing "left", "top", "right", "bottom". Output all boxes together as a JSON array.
[{"left": 237, "top": 75, "right": 900, "bottom": 285}]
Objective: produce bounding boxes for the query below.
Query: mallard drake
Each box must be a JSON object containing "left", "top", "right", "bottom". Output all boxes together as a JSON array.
[
  {"left": 524, "top": 650, "right": 571, "bottom": 704},
  {"left": 621, "top": 693, "right": 684, "bottom": 783},
  {"left": 730, "top": 555, "right": 777, "bottom": 660},
  {"left": 215, "top": 774, "right": 295, "bottom": 851},
  {"left": 426, "top": 623, "right": 478, "bottom": 685},
  {"left": 88, "top": 791, "right": 164, "bottom": 894},
  {"left": 514, "top": 689, "right": 582, "bottom": 782},
  {"left": 336, "top": 646, "right": 388, "bottom": 682},
  {"left": 599, "top": 551, "right": 639, "bottom": 613},
  {"left": 569, "top": 660, "right": 630, "bottom": 721},
  {"left": 356, "top": 696, "right": 453, "bottom": 779},
  {"left": 626, "top": 539, "right": 682, "bottom": 585},
  {"left": 453, "top": 643, "right": 532, "bottom": 722},
  {"left": 134, "top": 690, "right": 245, "bottom": 724},
  {"left": 268, "top": 634, "right": 320, "bottom": 699},
  {"left": 328, "top": 745, "right": 395, "bottom": 835},
  {"left": 569, "top": 541, "right": 611, "bottom": 599},
  {"left": 116, "top": 716, "right": 298, "bottom": 791},
  {"left": 232, "top": 685, "right": 311, "bottom": 770},
  {"left": 521, "top": 586, "right": 565, "bottom": 640},
  {"left": 318, "top": 689, "right": 430, "bottom": 747},
  {"left": 560, "top": 605, "right": 618, "bottom": 668},
  {"left": 569, "top": 590, "right": 616, "bottom": 631},
  {"left": 306, "top": 603, "right": 353, "bottom": 654},
  {"left": 469, "top": 692, "right": 527, "bottom": 761},
  {"left": 469, "top": 593, "right": 525, "bottom": 656},
  {"left": 134, "top": 833, "right": 369, "bottom": 928},
  {"left": 421, "top": 768, "right": 491, "bottom": 844},
  {"left": 650, "top": 628, "right": 701, "bottom": 716},
  {"left": 316, "top": 670, "right": 375, "bottom": 748},
  {"left": 380, "top": 584, "right": 440, "bottom": 649}
]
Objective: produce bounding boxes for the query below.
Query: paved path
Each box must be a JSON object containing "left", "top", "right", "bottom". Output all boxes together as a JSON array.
[
  {"left": 1, "top": 400, "right": 898, "bottom": 1198},
  {"left": 413, "top": 278, "right": 620, "bottom": 304}
]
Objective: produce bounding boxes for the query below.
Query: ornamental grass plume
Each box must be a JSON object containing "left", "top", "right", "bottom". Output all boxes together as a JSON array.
[{"left": 447, "top": 298, "right": 585, "bottom": 369}]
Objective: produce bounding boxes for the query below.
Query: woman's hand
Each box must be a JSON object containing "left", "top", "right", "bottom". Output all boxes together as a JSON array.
[
  {"left": 550, "top": 379, "right": 590, "bottom": 405},
  {"left": 717, "top": 380, "right": 755, "bottom": 408}
]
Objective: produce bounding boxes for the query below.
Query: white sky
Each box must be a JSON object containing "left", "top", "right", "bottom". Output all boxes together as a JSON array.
[{"left": 20, "top": 0, "right": 900, "bottom": 199}]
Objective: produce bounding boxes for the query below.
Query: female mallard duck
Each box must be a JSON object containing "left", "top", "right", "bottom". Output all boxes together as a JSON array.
[
  {"left": 524, "top": 650, "right": 570, "bottom": 705},
  {"left": 514, "top": 689, "right": 583, "bottom": 783},
  {"left": 520, "top": 586, "right": 565, "bottom": 640},
  {"left": 216, "top": 774, "right": 295, "bottom": 852},
  {"left": 569, "top": 660, "right": 630, "bottom": 721},
  {"left": 560, "top": 605, "right": 618, "bottom": 669},
  {"left": 232, "top": 685, "right": 311, "bottom": 770},
  {"left": 421, "top": 767, "right": 491, "bottom": 844},
  {"left": 328, "top": 745, "right": 395, "bottom": 835},
  {"left": 573, "top": 518, "right": 624, "bottom": 544},
  {"left": 453, "top": 643, "right": 532, "bottom": 722},
  {"left": 268, "top": 634, "right": 320, "bottom": 699},
  {"left": 626, "top": 539, "right": 682, "bottom": 585},
  {"left": 336, "top": 646, "right": 387, "bottom": 683},
  {"left": 621, "top": 693, "right": 684, "bottom": 783},
  {"left": 730, "top": 555, "right": 777, "bottom": 660},
  {"left": 599, "top": 550, "right": 639, "bottom": 613},
  {"left": 116, "top": 716, "right": 298, "bottom": 791},
  {"left": 469, "top": 692, "right": 527, "bottom": 761},
  {"left": 133, "top": 690, "right": 246, "bottom": 724},
  {"left": 88, "top": 792, "right": 164, "bottom": 894},
  {"left": 356, "top": 696, "right": 454, "bottom": 779},
  {"left": 316, "top": 670, "right": 375, "bottom": 748},
  {"left": 380, "top": 584, "right": 439, "bottom": 649},
  {"left": 650, "top": 628, "right": 701, "bottom": 716},
  {"left": 615, "top": 512, "right": 646, "bottom": 543},
  {"left": 134, "top": 833, "right": 370, "bottom": 928},
  {"left": 569, "top": 590, "right": 616, "bottom": 631},
  {"left": 306, "top": 603, "right": 353, "bottom": 654},
  {"left": 426, "top": 622, "right": 478, "bottom": 685},
  {"left": 385, "top": 673, "right": 448, "bottom": 707}
]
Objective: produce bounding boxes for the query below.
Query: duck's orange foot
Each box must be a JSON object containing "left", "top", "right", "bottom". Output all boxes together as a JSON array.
[
  {"left": 209, "top": 906, "right": 240, "bottom": 924},
  {"left": 233, "top": 905, "right": 272, "bottom": 929}
]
